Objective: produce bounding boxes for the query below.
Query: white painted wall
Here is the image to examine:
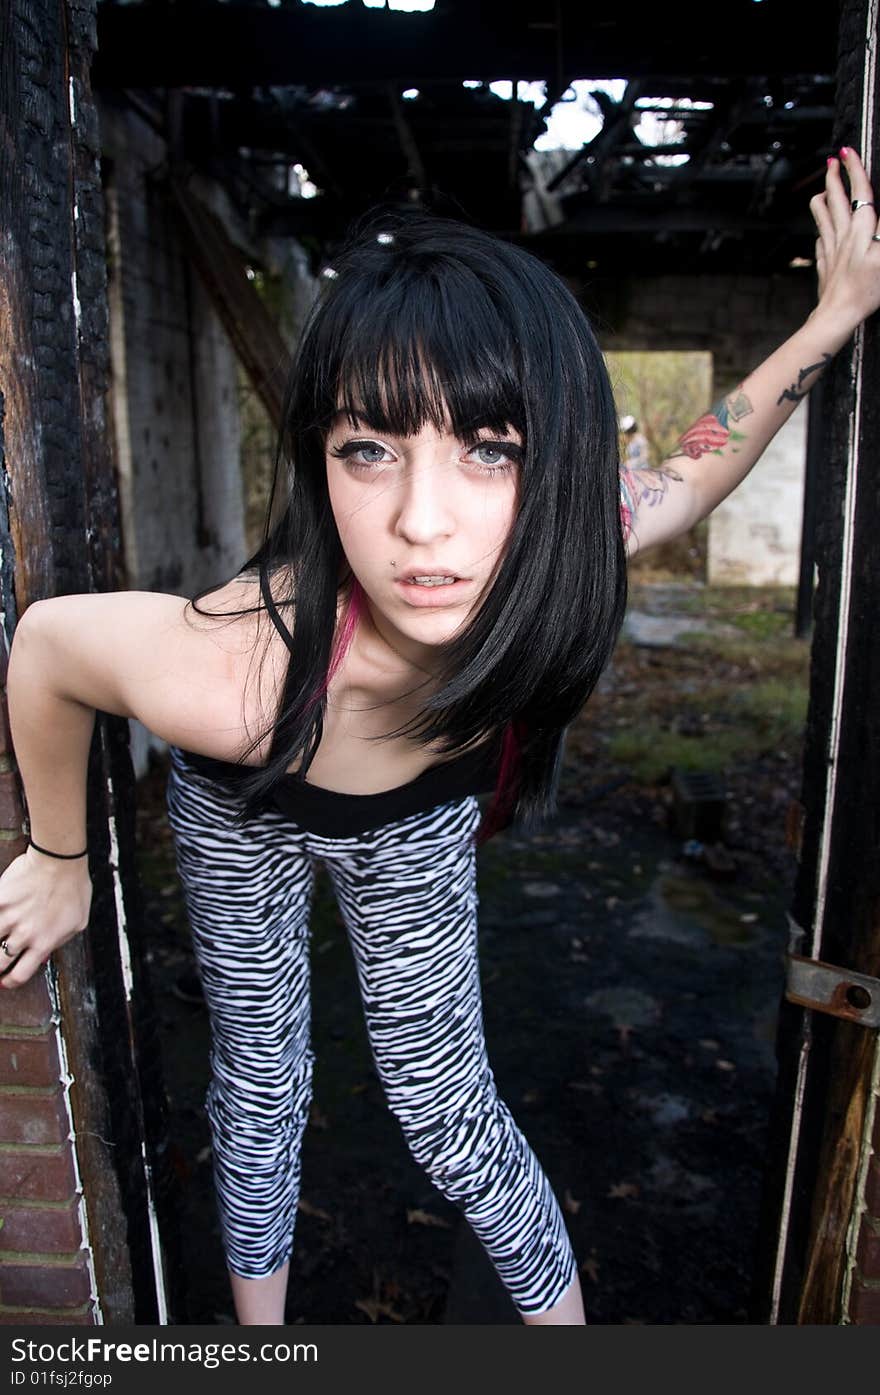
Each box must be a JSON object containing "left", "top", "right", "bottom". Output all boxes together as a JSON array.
[
  {"left": 707, "top": 400, "right": 806, "bottom": 587},
  {"left": 101, "top": 105, "right": 248, "bottom": 773}
]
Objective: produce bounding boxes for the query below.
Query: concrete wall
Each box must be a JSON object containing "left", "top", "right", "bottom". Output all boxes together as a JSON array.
[
  {"left": 593, "top": 271, "right": 814, "bottom": 377},
  {"left": 102, "top": 106, "right": 247, "bottom": 599},
  {"left": 707, "top": 400, "right": 807, "bottom": 586},
  {"left": 101, "top": 105, "right": 249, "bottom": 773},
  {"left": 589, "top": 271, "right": 814, "bottom": 586}
]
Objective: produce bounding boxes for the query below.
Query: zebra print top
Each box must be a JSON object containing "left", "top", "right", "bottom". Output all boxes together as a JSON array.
[{"left": 174, "top": 736, "right": 502, "bottom": 837}]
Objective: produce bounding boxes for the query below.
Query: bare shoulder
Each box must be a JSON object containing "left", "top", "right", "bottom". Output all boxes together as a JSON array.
[
  {"left": 183, "top": 566, "right": 294, "bottom": 645},
  {"left": 20, "top": 572, "right": 295, "bottom": 760}
]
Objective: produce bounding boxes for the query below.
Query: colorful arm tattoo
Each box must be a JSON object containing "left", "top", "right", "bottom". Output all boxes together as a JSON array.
[
  {"left": 619, "top": 462, "right": 684, "bottom": 539},
  {"left": 665, "top": 387, "right": 754, "bottom": 463},
  {"left": 776, "top": 354, "right": 831, "bottom": 404}
]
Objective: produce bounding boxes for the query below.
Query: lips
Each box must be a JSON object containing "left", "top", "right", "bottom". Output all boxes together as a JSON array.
[
  {"left": 398, "top": 569, "right": 464, "bottom": 583},
  {"left": 394, "top": 570, "right": 472, "bottom": 608}
]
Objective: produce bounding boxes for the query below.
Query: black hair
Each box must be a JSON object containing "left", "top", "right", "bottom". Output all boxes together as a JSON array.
[{"left": 191, "top": 207, "right": 627, "bottom": 833}]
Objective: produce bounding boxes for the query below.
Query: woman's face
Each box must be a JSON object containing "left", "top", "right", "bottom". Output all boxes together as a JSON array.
[{"left": 325, "top": 411, "right": 521, "bottom": 665}]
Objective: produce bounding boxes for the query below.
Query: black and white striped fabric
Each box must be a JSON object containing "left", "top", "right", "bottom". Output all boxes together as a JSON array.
[{"left": 165, "top": 744, "right": 577, "bottom": 1316}]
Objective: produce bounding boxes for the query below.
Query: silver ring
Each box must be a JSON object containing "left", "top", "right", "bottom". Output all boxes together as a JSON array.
[
  {"left": 873, "top": 234, "right": 880, "bottom": 242},
  {"left": 851, "top": 199, "right": 875, "bottom": 212},
  {"left": 0, "top": 939, "right": 14, "bottom": 958}
]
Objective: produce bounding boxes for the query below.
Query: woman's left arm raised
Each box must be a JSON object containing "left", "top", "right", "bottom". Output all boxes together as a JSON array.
[{"left": 621, "top": 147, "right": 880, "bottom": 558}]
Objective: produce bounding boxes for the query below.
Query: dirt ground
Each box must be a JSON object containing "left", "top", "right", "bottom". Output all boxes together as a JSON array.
[{"left": 134, "top": 582, "right": 808, "bottom": 1325}]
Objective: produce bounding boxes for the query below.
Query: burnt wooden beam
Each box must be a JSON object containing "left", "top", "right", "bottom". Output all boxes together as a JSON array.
[
  {"left": 93, "top": 1, "right": 838, "bottom": 90},
  {"left": 386, "top": 83, "right": 427, "bottom": 193},
  {"left": 545, "top": 79, "right": 642, "bottom": 195},
  {"left": 0, "top": 0, "right": 183, "bottom": 1322},
  {"left": 554, "top": 205, "right": 814, "bottom": 235},
  {"left": 749, "top": 0, "right": 880, "bottom": 1327},
  {"left": 167, "top": 177, "right": 290, "bottom": 432}
]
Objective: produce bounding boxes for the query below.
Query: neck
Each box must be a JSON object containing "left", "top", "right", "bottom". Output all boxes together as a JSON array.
[{"left": 354, "top": 588, "right": 444, "bottom": 684}]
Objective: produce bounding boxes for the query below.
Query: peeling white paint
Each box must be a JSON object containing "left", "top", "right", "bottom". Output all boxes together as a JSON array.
[
  {"left": 105, "top": 766, "right": 170, "bottom": 1321},
  {"left": 105, "top": 796, "right": 133, "bottom": 1000},
  {"left": 68, "top": 76, "right": 76, "bottom": 127},
  {"left": 769, "top": 0, "right": 878, "bottom": 1324},
  {"left": 71, "top": 268, "right": 82, "bottom": 334},
  {"left": 47, "top": 964, "right": 104, "bottom": 1324},
  {"left": 142, "top": 1142, "right": 169, "bottom": 1325},
  {"left": 841, "top": 1039, "right": 880, "bottom": 1320}
]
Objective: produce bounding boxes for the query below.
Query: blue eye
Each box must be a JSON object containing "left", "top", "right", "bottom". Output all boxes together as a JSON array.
[
  {"left": 331, "top": 440, "right": 390, "bottom": 467},
  {"left": 472, "top": 445, "right": 506, "bottom": 466},
  {"left": 464, "top": 440, "right": 522, "bottom": 473}
]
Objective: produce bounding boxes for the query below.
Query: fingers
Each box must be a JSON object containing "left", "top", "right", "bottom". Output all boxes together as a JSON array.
[
  {"left": 0, "top": 930, "right": 20, "bottom": 966},
  {"left": 814, "top": 148, "right": 880, "bottom": 286},
  {"left": 0, "top": 948, "right": 46, "bottom": 990},
  {"left": 825, "top": 156, "right": 853, "bottom": 241},
  {"left": 829, "top": 147, "right": 879, "bottom": 243},
  {"left": 840, "top": 146, "right": 874, "bottom": 203},
  {"left": 814, "top": 235, "right": 826, "bottom": 291},
  {"left": 811, "top": 190, "right": 836, "bottom": 255},
  {"left": 0, "top": 938, "right": 26, "bottom": 985}
]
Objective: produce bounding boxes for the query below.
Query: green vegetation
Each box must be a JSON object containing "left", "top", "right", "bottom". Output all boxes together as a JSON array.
[{"left": 598, "top": 585, "right": 810, "bottom": 785}]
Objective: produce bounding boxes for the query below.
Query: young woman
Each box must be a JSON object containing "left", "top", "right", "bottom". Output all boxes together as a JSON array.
[{"left": 1, "top": 149, "right": 878, "bottom": 1326}]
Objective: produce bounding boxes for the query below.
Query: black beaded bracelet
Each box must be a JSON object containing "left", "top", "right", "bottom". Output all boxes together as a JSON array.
[{"left": 28, "top": 839, "right": 88, "bottom": 861}]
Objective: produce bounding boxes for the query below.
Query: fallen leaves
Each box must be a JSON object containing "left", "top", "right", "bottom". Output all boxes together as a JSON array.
[
  {"left": 297, "top": 1198, "right": 331, "bottom": 1221},
  {"left": 354, "top": 1271, "right": 406, "bottom": 1324},
  {"left": 563, "top": 1188, "right": 582, "bottom": 1215},
  {"left": 406, "top": 1208, "right": 451, "bottom": 1230},
  {"left": 607, "top": 1180, "right": 640, "bottom": 1200}
]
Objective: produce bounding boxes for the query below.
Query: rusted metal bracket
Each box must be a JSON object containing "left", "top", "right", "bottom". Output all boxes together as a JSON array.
[
  {"left": 785, "top": 956, "right": 880, "bottom": 1028},
  {"left": 784, "top": 916, "right": 880, "bottom": 1028}
]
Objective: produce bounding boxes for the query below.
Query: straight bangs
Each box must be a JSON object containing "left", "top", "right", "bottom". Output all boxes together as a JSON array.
[
  {"left": 304, "top": 257, "right": 527, "bottom": 444},
  {"left": 232, "top": 211, "right": 627, "bottom": 834}
]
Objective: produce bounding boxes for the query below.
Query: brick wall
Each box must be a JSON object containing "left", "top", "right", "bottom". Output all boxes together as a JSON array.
[{"left": 0, "top": 644, "right": 98, "bottom": 1325}]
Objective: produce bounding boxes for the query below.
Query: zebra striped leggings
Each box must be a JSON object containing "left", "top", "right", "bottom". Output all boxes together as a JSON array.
[{"left": 165, "top": 745, "right": 577, "bottom": 1316}]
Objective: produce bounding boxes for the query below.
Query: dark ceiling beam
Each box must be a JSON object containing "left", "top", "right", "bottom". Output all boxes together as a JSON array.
[
  {"left": 508, "top": 83, "right": 525, "bottom": 189},
  {"left": 660, "top": 81, "right": 761, "bottom": 199},
  {"left": 386, "top": 83, "right": 427, "bottom": 193},
  {"left": 556, "top": 205, "right": 814, "bottom": 235},
  {"left": 545, "top": 80, "right": 643, "bottom": 196},
  {"left": 93, "top": 2, "right": 837, "bottom": 90},
  {"left": 259, "top": 90, "right": 345, "bottom": 202}
]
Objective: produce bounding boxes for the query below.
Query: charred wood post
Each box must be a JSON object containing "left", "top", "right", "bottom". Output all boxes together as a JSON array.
[
  {"left": 0, "top": 0, "right": 181, "bottom": 1322},
  {"left": 751, "top": 0, "right": 880, "bottom": 1325}
]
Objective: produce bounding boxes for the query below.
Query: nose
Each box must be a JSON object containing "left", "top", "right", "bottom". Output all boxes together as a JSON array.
[{"left": 392, "top": 449, "right": 457, "bottom": 546}]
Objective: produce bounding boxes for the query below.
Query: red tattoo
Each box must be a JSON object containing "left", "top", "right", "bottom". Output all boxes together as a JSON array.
[{"left": 674, "top": 413, "right": 730, "bottom": 459}]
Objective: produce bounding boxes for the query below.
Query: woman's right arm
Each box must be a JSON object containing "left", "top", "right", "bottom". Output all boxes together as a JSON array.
[{"left": 0, "top": 584, "right": 269, "bottom": 989}]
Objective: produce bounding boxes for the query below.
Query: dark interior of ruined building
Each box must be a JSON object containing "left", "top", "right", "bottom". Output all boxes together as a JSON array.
[
  {"left": 95, "top": 0, "right": 837, "bottom": 274},
  {"left": 93, "top": 0, "right": 844, "bottom": 1325},
  {"left": 18, "top": 0, "right": 866, "bottom": 1327}
]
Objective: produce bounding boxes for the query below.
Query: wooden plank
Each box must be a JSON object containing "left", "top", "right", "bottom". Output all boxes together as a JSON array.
[
  {"left": 0, "top": 0, "right": 184, "bottom": 1324},
  {"left": 167, "top": 178, "right": 289, "bottom": 432},
  {"left": 750, "top": 0, "right": 880, "bottom": 1325}
]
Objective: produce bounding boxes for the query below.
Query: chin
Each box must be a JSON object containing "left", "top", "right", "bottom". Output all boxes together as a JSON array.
[{"left": 396, "top": 610, "right": 469, "bottom": 646}]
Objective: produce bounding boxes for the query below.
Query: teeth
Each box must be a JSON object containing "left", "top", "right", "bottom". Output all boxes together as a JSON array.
[{"left": 409, "top": 575, "right": 456, "bottom": 586}]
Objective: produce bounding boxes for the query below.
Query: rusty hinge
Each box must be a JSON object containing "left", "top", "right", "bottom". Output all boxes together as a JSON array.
[{"left": 785, "top": 915, "right": 880, "bottom": 1029}]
